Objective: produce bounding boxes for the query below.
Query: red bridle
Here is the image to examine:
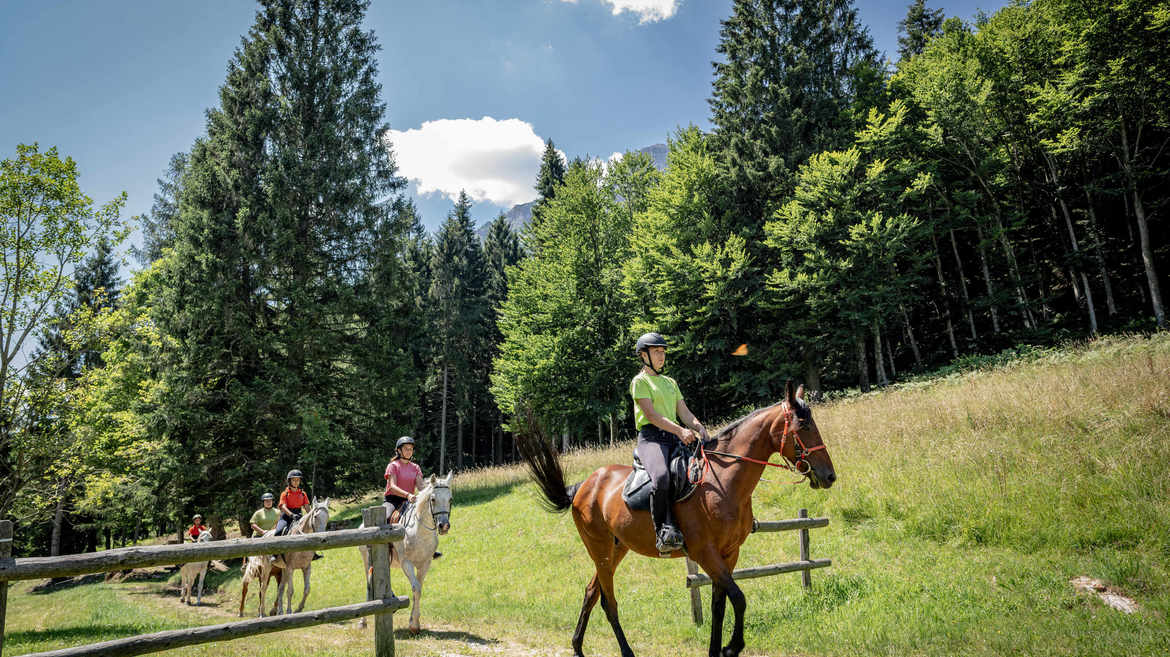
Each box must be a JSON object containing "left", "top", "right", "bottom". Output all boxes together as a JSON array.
[{"left": 689, "top": 403, "right": 825, "bottom": 485}]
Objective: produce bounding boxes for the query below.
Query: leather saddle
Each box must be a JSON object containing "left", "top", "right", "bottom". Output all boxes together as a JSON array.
[
  {"left": 382, "top": 500, "right": 414, "bottom": 525},
  {"left": 621, "top": 441, "right": 705, "bottom": 511}
]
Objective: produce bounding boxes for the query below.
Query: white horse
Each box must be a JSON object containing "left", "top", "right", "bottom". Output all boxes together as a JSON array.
[
  {"left": 179, "top": 529, "right": 212, "bottom": 605},
  {"left": 359, "top": 472, "right": 452, "bottom": 633},
  {"left": 271, "top": 497, "right": 330, "bottom": 615}
]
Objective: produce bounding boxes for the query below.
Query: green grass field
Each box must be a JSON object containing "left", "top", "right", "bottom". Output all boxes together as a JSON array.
[{"left": 4, "top": 333, "right": 1169, "bottom": 656}]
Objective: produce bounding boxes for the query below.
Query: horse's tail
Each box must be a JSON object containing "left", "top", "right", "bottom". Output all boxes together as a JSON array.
[{"left": 515, "top": 416, "right": 578, "bottom": 513}]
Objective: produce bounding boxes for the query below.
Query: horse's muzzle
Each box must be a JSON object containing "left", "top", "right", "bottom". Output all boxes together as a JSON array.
[{"left": 438, "top": 522, "right": 450, "bottom": 535}]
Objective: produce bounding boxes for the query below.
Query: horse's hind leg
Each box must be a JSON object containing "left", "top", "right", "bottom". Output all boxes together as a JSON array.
[
  {"left": 571, "top": 574, "right": 601, "bottom": 657},
  {"left": 296, "top": 565, "right": 310, "bottom": 613},
  {"left": 579, "top": 535, "right": 633, "bottom": 657}
]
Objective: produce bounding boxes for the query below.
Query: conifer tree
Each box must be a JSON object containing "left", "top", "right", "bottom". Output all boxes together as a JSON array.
[
  {"left": 530, "top": 138, "right": 566, "bottom": 233},
  {"left": 709, "top": 0, "right": 884, "bottom": 232},
  {"left": 429, "top": 191, "right": 488, "bottom": 471},
  {"left": 155, "top": 0, "right": 409, "bottom": 529},
  {"left": 897, "top": 0, "right": 945, "bottom": 61},
  {"left": 133, "top": 152, "right": 187, "bottom": 267}
]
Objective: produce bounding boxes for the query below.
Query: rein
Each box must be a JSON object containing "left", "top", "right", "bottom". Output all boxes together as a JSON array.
[
  {"left": 689, "top": 404, "right": 824, "bottom": 485},
  {"left": 415, "top": 484, "right": 451, "bottom": 532}
]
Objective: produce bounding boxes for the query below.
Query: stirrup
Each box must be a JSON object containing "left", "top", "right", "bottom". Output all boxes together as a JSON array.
[{"left": 655, "top": 525, "right": 684, "bottom": 555}]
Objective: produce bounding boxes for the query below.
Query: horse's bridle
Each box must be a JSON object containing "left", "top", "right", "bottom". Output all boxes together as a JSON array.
[
  {"left": 775, "top": 404, "right": 826, "bottom": 476},
  {"left": 418, "top": 483, "right": 451, "bottom": 532},
  {"left": 693, "top": 402, "right": 825, "bottom": 482},
  {"left": 295, "top": 504, "right": 328, "bottom": 534}
]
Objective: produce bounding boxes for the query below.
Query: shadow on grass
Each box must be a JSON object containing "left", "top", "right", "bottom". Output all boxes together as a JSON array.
[
  {"left": 5, "top": 624, "right": 174, "bottom": 646},
  {"left": 454, "top": 479, "right": 526, "bottom": 507},
  {"left": 394, "top": 627, "right": 498, "bottom": 644}
]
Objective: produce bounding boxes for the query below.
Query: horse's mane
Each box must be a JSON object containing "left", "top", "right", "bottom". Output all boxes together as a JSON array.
[{"left": 711, "top": 402, "right": 783, "bottom": 447}]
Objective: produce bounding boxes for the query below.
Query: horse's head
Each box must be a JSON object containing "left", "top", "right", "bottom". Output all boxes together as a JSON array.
[
  {"left": 196, "top": 529, "right": 212, "bottom": 543},
  {"left": 303, "top": 497, "right": 330, "bottom": 533},
  {"left": 420, "top": 473, "right": 453, "bottom": 535},
  {"left": 769, "top": 380, "right": 836, "bottom": 489}
]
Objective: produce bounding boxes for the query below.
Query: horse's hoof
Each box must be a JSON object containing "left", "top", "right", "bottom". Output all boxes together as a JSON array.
[{"left": 409, "top": 626, "right": 421, "bottom": 634}]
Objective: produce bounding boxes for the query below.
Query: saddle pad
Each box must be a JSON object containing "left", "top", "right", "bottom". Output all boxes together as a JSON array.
[{"left": 621, "top": 442, "right": 703, "bottom": 512}]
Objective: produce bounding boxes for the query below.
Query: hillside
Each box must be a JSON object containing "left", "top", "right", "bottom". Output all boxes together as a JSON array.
[{"left": 5, "top": 333, "right": 1168, "bottom": 657}]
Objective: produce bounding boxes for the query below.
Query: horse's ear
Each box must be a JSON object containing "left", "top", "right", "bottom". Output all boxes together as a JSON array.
[
  {"left": 445, "top": 471, "right": 453, "bottom": 485},
  {"left": 428, "top": 474, "right": 436, "bottom": 485},
  {"left": 312, "top": 496, "right": 318, "bottom": 505},
  {"left": 785, "top": 379, "right": 795, "bottom": 406}
]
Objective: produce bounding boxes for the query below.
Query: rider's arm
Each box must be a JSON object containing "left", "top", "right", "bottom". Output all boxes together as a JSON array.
[
  {"left": 677, "top": 399, "right": 709, "bottom": 440},
  {"left": 635, "top": 397, "right": 694, "bottom": 443}
]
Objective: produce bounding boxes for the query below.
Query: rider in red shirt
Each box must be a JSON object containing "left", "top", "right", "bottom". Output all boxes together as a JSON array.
[
  {"left": 187, "top": 514, "right": 207, "bottom": 541},
  {"left": 275, "top": 469, "right": 309, "bottom": 536}
]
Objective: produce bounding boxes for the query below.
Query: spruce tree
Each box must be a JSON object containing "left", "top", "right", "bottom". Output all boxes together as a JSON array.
[
  {"left": 530, "top": 138, "right": 566, "bottom": 232},
  {"left": 429, "top": 191, "right": 488, "bottom": 471},
  {"left": 709, "top": 0, "right": 883, "bottom": 232},
  {"left": 897, "top": 0, "right": 945, "bottom": 61},
  {"left": 133, "top": 152, "right": 187, "bottom": 267},
  {"left": 155, "top": 0, "right": 409, "bottom": 529}
]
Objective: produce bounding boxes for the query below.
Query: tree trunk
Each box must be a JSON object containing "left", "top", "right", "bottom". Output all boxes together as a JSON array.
[
  {"left": 1119, "top": 126, "right": 1166, "bottom": 328},
  {"left": 439, "top": 363, "right": 448, "bottom": 474},
  {"left": 803, "top": 357, "right": 823, "bottom": 401},
  {"left": 561, "top": 428, "right": 570, "bottom": 453},
  {"left": 1083, "top": 190, "right": 1117, "bottom": 316},
  {"left": 949, "top": 229, "right": 978, "bottom": 341},
  {"left": 855, "top": 332, "right": 870, "bottom": 393},
  {"left": 470, "top": 403, "right": 477, "bottom": 467},
  {"left": 609, "top": 413, "right": 616, "bottom": 447},
  {"left": 456, "top": 416, "right": 464, "bottom": 470},
  {"left": 1053, "top": 179, "right": 1098, "bottom": 335},
  {"left": 873, "top": 321, "right": 889, "bottom": 387},
  {"left": 974, "top": 224, "right": 1001, "bottom": 334},
  {"left": 884, "top": 328, "right": 897, "bottom": 379},
  {"left": 51, "top": 491, "right": 65, "bottom": 557},
  {"left": 238, "top": 513, "right": 253, "bottom": 539},
  {"left": 899, "top": 304, "right": 923, "bottom": 368}
]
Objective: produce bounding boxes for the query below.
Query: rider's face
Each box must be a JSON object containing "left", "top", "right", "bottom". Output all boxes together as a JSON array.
[
  {"left": 263, "top": 499, "right": 273, "bottom": 508},
  {"left": 643, "top": 347, "right": 666, "bottom": 371},
  {"left": 290, "top": 477, "right": 302, "bottom": 488},
  {"left": 400, "top": 444, "right": 415, "bottom": 460}
]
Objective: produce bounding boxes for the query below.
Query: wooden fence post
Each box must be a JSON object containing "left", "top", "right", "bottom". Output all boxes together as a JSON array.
[
  {"left": 1, "top": 519, "right": 13, "bottom": 656},
  {"left": 685, "top": 557, "right": 703, "bottom": 625},
  {"left": 362, "top": 507, "right": 396, "bottom": 657},
  {"left": 799, "top": 509, "right": 811, "bottom": 590}
]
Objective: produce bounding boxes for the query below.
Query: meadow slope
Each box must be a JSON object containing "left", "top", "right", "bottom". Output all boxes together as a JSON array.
[{"left": 5, "top": 333, "right": 1169, "bottom": 657}]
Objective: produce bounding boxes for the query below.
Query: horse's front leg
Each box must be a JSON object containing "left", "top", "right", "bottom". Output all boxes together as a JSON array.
[
  {"left": 401, "top": 560, "right": 422, "bottom": 633},
  {"left": 296, "top": 564, "right": 310, "bottom": 613},
  {"left": 195, "top": 568, "right": 206, "bottom": 606},
  {"left": 695, "top": 548, "right": 746, "bottom": 657}
]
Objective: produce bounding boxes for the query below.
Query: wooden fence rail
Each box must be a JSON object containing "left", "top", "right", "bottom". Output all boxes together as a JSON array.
[
  {"left": 0, "top": 509, "right": 407, "bottom": 657},
  {"left": 684, "top": 509, "right": 831, "bottom": 625}
]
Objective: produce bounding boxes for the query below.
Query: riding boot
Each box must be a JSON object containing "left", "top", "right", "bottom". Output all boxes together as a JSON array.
[{"left": 650, "top": 490, "right": 684, "bottom": 555}]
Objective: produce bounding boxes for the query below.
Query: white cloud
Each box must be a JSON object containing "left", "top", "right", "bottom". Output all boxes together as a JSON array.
[
  {"left": 388, "top": 117, "right": 548, "bottom": 208},
  {"left": 560, "top": 0, "right": 680, "bottom": 23}
]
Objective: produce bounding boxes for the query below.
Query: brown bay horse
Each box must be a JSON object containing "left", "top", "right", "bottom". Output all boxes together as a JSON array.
[{"left": 517, "top": 381, "right": 835, "bottom": 657}]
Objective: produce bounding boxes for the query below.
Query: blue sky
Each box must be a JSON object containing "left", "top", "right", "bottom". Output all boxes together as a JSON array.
[{"left": 1, "top": 0, "right": 1005, "bottom": 242}]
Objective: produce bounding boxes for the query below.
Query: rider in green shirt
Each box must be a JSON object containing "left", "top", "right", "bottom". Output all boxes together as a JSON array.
[
  {"left": 630, "top": 332, "right": 708, "bottom": 554},
  {"left": 249, "top": 492, "right": 279, "bottom": 537}
]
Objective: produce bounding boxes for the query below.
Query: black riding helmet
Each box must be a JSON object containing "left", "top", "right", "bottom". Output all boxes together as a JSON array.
[
  {"left": 286, "top": 469, "right": 303, "bottom": 485},
  {"left": 635, "top": 332, "right": 669, "bottom": 374},
  {"left": 261, "top": 492, "right": 275, "bottom": 501}
]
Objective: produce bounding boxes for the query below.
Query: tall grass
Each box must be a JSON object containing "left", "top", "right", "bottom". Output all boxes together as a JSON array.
[{"left": 5, "top": 333, "right": 1168, "bottom": 657}]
